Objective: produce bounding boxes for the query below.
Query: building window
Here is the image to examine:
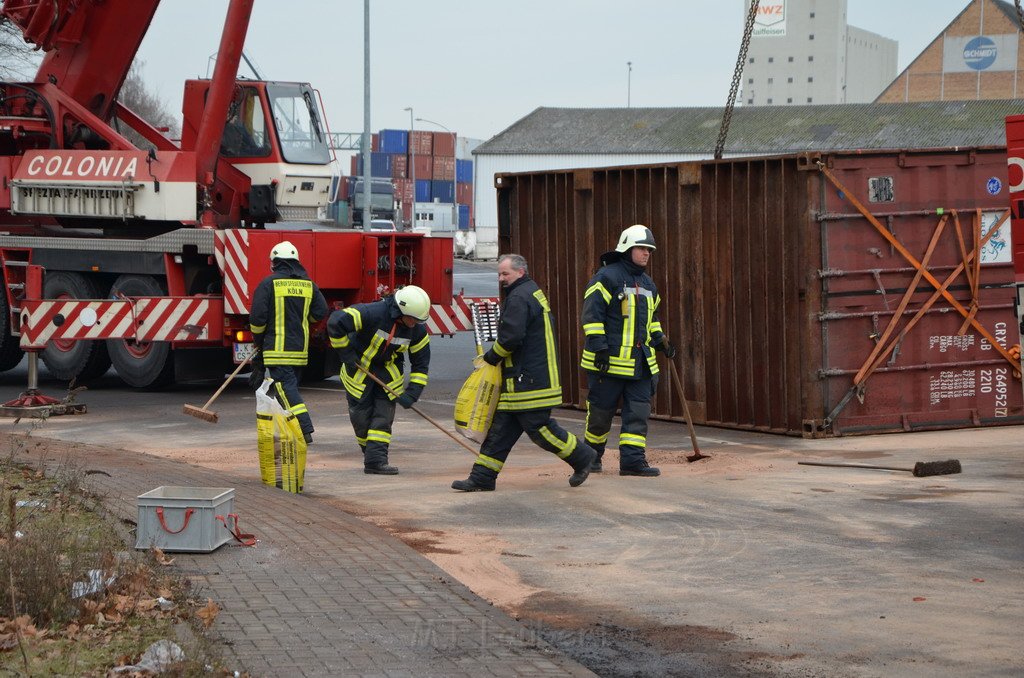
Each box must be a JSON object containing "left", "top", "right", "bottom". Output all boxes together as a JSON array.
[
  {"left": 767, "top": 98, "right": 773, "bottom": 104},
  {"left": 787, "top": 98, "right": 793, "bottom": 103},
  {"left": 747, "top": 99, "right": 754, "bottom": 104},
  {"left": 748, "top": 78, "right": 754, "bottom": 84},
  {"left": 788, "top": 56, "right": 794, "bottom": 62},
  {"left": 788, "top": 77, "right": 794, "bottom": 83},
  {"left": 768, "top": 57, "right": 774, "bottom": 63},
  {"left": 807, "top": 97, "right": 813, "bottom": 103},
  {"left": 810, "top": 12, "right": 815, "bottom": 18},
  {"left": 749, "top": 57, "right": 755, "bottom": 63},
  {"left": 808, "top": 56, "right": 814, "bottom": 62},
  {"left": 768, "top": 77, "right": 774, "bottom": 84},
  {"left": 808, "top": 76, "right": 814, "bottom": 82},
  {"left": 809, "top": 34, "right": 815, "bottom": 40}
]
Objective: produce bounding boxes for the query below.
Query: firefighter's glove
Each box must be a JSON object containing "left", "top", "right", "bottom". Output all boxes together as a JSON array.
[
  {"left": 593, "top": 349, "right": 611, "bottom": 373},
  {"left": 656, "top": 340, "right": 677, "bottom": 359},
  {"left": 482, "top": 349, "right": 503, "bottom": 366},
  {"left": 247, "top": 352, "right": 266, "bottom": 391},
  {"left": 396, "top": 392, "right": 416, "bottom": 409}
]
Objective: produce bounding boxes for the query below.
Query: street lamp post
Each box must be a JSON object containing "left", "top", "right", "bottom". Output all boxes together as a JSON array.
[
  {"left": 416, "top": 117, "right": 457, "bottom": 231},
  {"left": 404, "top": 107, "right": 415, "bottom": 230}
]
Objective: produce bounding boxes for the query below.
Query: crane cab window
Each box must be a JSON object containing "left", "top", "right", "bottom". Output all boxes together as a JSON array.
[
  {"left": 221, "top": 87, "right": 270, "bottom": 158},
  {"left": 267, "top": 83, "right": 331, "bottom": 165}
]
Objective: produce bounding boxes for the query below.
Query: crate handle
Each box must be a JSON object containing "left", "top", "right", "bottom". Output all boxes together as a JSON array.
[
  {"left": 216, "top": 513, "right": 257, "bottom": 547},
  {"left": 156, "top": 506, "right": 195, "bottom": 534}
]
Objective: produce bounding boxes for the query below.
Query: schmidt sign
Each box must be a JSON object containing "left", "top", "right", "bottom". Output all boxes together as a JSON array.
[{"left": 944, "top": 34, "right": 1017, "bottom": 73}]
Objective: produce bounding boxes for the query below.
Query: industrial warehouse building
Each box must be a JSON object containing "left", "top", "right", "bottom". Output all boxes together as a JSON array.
[
  {"left": 876, "top": 0, "right": 1024, "bottom": 102},
  {"left": 471, "top": 100, "right": 1020, "bottom": 240},
  {"left": 743, "top": 0, "right": 898, "bottom": 106}
]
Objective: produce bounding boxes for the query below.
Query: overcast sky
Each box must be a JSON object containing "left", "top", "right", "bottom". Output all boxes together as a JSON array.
[{"left": 134, "top": 1, "right": 978, "bottom": 144}]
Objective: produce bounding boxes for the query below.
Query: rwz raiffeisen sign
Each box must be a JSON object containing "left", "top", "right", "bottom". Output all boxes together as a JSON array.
[
  {"left": 943, "top": 34, "right": 1018, "bottom": 73},
  {"left": 751, "top": 0, "right": 786, "bottom": 38}
]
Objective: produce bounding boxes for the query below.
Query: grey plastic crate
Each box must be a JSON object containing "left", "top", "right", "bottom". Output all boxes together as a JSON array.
[{"left": 135, "top": 486, "right": 235, "bottom": 553}]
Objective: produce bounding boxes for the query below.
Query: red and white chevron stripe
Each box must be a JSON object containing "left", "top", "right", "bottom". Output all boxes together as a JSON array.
[
  {"left": 214, "top": 230, "right": 250, "bottom": 314},
  {"left": 427, "top": 296, "right": 499, "bottom": 335},
  {"left": 19, "top": 298, "right": 221, "bottom": 349}
]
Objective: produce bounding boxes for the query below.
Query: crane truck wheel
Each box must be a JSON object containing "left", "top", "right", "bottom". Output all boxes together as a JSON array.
[
  {"left": 0, "top": 291, "right": 25, "bottom": 372},
  {"left": 106, "top": 275, "right": 174, "bottom": 389},
  {"left": 40, "top": 272, "right": 112, "bottom": 382}
]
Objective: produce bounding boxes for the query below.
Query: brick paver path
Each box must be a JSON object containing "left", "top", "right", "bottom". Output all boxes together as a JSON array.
[{"left": 11, "top": 434, "right": 593, "bottom": 678}]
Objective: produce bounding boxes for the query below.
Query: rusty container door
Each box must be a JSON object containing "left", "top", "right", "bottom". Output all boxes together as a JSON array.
[{"left": 495, "top": 148, "right": 1023, "bottom": 437}]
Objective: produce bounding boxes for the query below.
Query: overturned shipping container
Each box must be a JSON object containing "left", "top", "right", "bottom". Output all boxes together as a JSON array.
[{"left": 496, "top": 149, "right": 1023, "bottom": 436}]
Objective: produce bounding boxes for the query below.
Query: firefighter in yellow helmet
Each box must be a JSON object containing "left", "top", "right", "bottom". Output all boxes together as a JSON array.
[
  {"left": 327, "top": 285, "right": 432, "bottom": 474},
  {"left": 579, "top": 225, "right": 675, "bottom": 476},
  {"left": 249, "top": 240, "right": 329, "bottom": 444}
]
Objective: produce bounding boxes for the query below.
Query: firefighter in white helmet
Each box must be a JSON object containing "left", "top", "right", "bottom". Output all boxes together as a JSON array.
[
  {"left": 579, "top": 225, "right": 676, "bottom": 477},
  {"left": 327, "top": 285, "right": 432, "bottom": 474},
  {"left": 249, "top": 240, "right": 329, "bottom": 444}
]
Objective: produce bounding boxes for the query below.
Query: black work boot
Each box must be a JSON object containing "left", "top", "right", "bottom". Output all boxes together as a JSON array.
[
  {"left": 591, "top": 459, "right": 603, "bottom": 473},
  {"left": 620, "top": 463, "right": 660, "bottom": 477},
  {"left": 451, "top": 477, "right": 495, "bottom": 492},
  {"left": 364, "top": 463, "right": 399, "bottom": 475},
  {"left": 568, "top": 447, "right": 596, "bottom": 487}
]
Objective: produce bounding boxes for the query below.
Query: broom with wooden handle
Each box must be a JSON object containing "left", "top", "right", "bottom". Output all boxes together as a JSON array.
[
  {"left": 182, "top": 352, "right": 255, "bottom": 423},
  {"left": 352, "top": 363, "right": 478, "bottom": 456},
  {"left": 798, "top": 459, "right": 962, "bottom": 477}
]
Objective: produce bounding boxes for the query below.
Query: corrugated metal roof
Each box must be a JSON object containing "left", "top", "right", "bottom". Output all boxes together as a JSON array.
[{"left": 476, "top": 100, "right": 1024, "bottom": 155}]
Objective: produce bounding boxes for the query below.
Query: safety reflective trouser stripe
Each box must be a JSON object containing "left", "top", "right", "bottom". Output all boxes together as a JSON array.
[
  {"left": 585, "top": 403, "right": 610, "bottom": 444},
  {"left": 366, "top": 429, "right": 391, "bottom": 444},
  {"left": 475, "top": 454, "right": 504, "bottom": 472},
  {"left": 619, "top": 432, "right": 647, "bottom": 449},
  {"left": 538, "top": 426, "right": 576, "bottom": 459}
]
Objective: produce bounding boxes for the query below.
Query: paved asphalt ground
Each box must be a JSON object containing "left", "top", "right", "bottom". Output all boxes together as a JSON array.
[{"left": 2, "top": 259, "right": 1023, "bottom": 677}]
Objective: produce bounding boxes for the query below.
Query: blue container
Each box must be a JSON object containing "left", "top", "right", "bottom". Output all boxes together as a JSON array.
[
  {"left": 355, "top": 154, "right": 392, "bottom": 178},
  {"left": 415, "top": 179, "right": 432, "bottom": 203},
  {"left": 431, "top": 180, "right": 454, "bottom": 203},
  {"left": 458, "top": 204, "right": 469, "bottom": 229},
  {"left": 456, "top": 159, "right": 473, "bottom": 183},
  {"left": 378, "top": 129, "right": 409, "bottom": 155}
]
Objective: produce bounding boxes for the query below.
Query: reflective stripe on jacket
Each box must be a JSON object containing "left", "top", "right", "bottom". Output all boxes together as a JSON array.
[
  {"left": 249, "top": 259, "right": 328, "bottom": 366},
  {"left": 483, "top": 275, "right": 563, "bottom": 412},
  {"left": 327, "top": 297, "right": 430, "bottom": 400},
  {"left": 579, "top": 259, "right": 664, "bottom": 379}
]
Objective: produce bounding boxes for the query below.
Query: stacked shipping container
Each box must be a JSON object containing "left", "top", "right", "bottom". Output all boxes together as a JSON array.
[
  {"left": 495, "top": 149, "right": 1023, "bottom": 437},
  {"left": 347, "top": 128, "right": 474, "bottom": 230}
]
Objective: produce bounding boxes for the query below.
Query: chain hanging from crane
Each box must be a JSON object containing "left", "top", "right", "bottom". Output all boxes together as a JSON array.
[{"left": 715, "top": 0, "right": 761, "bottom": 160}]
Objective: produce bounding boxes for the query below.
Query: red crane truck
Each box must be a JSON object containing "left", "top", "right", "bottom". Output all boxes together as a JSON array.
[{"left": 0, "top": 0, "right": 476, "bottom": 395}]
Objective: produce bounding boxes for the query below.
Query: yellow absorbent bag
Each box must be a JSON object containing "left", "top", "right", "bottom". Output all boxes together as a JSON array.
[
  {"left": 454, "top": 360, "right": 502, "bottom": 443},
  {"left": 255, "top": 378, "right": 307, "bottom": 493}
]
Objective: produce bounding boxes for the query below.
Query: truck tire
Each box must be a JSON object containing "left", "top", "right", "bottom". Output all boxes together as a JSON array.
[
  {"left": 106, "top": 274, "right": 174, "bottom": 388},
  {"left": 0, "top": 292, "right": 24, "bottom": 372},
  {"left": 40, "top": 272, "right": 111, "bottom": 382}
]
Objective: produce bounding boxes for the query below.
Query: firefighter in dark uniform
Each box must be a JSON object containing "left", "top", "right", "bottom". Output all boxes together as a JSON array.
[
  {"left": 327, "top": 285, "right": 431, "bottom": 475},
  {"left": 249, "top": 240, "right": 329, "bottom": 444},
  {"left": 452, "top": 254, "right": 596, "bottom": 492},
  {"left": 580, "top": 225, "right": 676, "bottom": 476}
]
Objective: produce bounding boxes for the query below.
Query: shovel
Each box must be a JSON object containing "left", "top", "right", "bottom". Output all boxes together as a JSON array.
[{"left": 665, "top": 358, "right": 709, "bottom": 463}]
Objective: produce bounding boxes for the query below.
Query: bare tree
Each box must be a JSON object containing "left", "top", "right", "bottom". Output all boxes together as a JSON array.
[
  {"left": 0, "top": 16, "right": 41, "bottom": 79},
  {"left": 114, "top": 60, "right": 181, "bottom": 148}
]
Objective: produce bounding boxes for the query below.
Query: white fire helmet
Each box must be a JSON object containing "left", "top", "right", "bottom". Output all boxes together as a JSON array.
[
  {"left": 614, "top": 224, "right": 657, "bottom": 253},
  {"left": 394, "top": 285, "right": 431, "bottom": 322},
  {"left": 270, "top": 240, "right": 299, "bottom": 261}
]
